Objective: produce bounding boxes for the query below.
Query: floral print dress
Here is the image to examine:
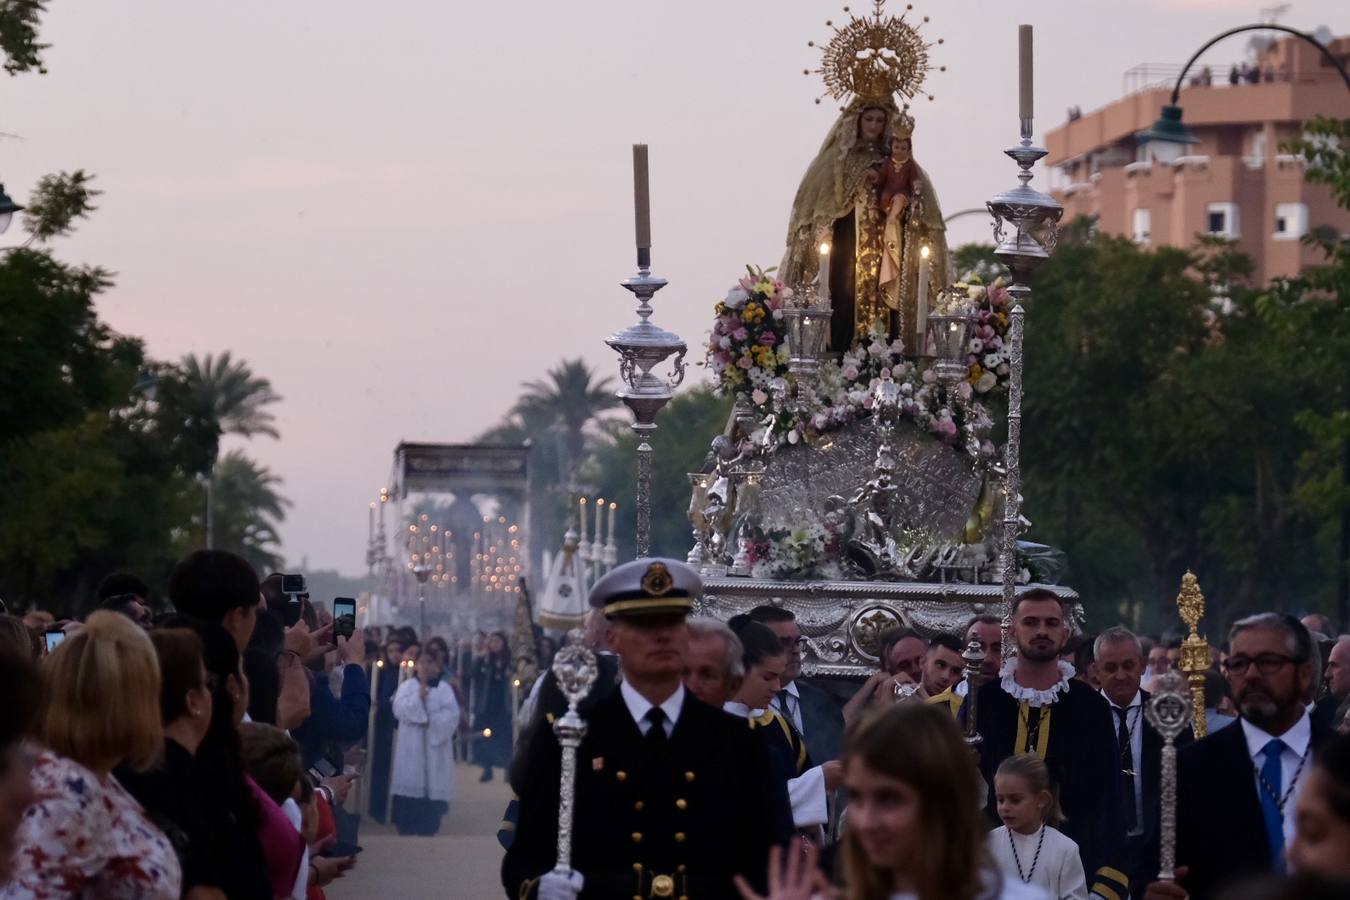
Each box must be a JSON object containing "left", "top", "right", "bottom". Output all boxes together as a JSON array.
[{"left": 2, "top": 750, "right": 180, "bottom": 899}]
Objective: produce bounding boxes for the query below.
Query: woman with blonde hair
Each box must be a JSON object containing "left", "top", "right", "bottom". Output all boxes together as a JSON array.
[
  {"left": 2, "top": 611, "right": 181, "bottom": 899},
  {"left": 738, "top": 703, "right": 1045, "bottom": 900}
]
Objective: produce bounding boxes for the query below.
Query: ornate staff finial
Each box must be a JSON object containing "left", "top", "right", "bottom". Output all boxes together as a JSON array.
[
  {"left": 1145, "top": 671, "right": 1193, "bottom": 883},
  {"left": 1175, "top": 570, "right": 1211, "bottom": 737},
  {"left": 549, "top": 629, "right": 600, "bottom": 877},
  {"left": 805, "top": 1, "right": 946, "bottom": 107}
]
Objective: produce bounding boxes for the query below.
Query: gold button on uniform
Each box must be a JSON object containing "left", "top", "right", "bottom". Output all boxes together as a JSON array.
[
  {"left": 616, "top": 771, "right": 628, "bottom": 782},
  {"left": 634, "top": 801, "right": 644, "bottom": 811},
  {"left": 652, "top": 874, "right": 675, "bottom": 897},
  {"left": 631, "top": 832, "right": 643, "bottom": 843},
  {"left": 674, "top": 832, "right": 686, "bottom": 842},
  {"left": 675, "top": 798, "right": 687, "bottom": 810},
  {"left": 684, "top": 771, "right": 695, "bottom": 782}
]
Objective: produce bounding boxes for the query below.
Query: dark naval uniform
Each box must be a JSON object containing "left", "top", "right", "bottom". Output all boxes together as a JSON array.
[
  {"left": 501, "top": 559, "right": 791, "bottom": 900},
  {"left": 975, "top": 675, "right": 1131, "bottom": 900}
]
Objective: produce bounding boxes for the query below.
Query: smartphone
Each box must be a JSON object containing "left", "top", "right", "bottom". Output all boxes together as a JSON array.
[
  {"left": 44, "top": 629, "right": 66, "bottom": 652},
  {"left": 281, "top": 573, "right": 306, "bottom": 595},
  {"left": 333, "top": 597, "right": 356, "bottom": 639},
  {"left": 310, "top": 758, "right": 338, "bottom": 779}
]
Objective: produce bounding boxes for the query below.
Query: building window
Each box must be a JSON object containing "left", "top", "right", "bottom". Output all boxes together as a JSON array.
[
  {"left": 1206, "top": 202, "right": 1240, "bottom": 239},
  {"left": 1133, "top": 208, "right": 1151, "bottom": 244},
  {"left": 1273, "top": 202, "right": 1308, "bottom": 240}
]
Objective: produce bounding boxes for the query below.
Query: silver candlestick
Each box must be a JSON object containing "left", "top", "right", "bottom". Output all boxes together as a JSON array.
[
  {"left": 986, "top": 70, "right": 1063, "bottom": 661},
  {"left": 550, "top": 628, "right": 600, "bottom": 878},
  {"left": 1144, "top": 670, "right": 1192, "bottom": 883},
  {"left": 607, "top": 150, "right": 686, "bottom": 558}
]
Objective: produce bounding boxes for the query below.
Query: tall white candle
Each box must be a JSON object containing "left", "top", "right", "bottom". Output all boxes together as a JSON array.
[
  {"left": 1018, "top": 25, "right": 1033, "bottom": 122},
  {"left": 594, "top": 498, "right": 605, "bottom": 550},
  {"left": 818, "top": 242, "right": 832, "bottom": 303},
  {"left": 916, "top": 244, "right": 931, "bottom": 352},
  {"left": 578, "top": 497, "right": 588, "bottom": 546},
  {"left": 368, "top": 502, "right": 375, "bottom": 542},
  {"left": 608, "top": 502, "right": 617, "bottom": 546}
]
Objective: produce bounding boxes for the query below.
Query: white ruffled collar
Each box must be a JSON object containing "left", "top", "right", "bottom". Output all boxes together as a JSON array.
[{"left": 1000, "top": 659, "right": 1076, "bottom": 708}]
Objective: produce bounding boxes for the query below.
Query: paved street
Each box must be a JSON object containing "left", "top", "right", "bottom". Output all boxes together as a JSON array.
[{"left": 333, "top": 762, "right": 512, "bottom": 899}]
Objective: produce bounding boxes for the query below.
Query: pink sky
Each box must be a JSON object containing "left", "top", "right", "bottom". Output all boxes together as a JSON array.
[{"left": 2, "top": 0, "right": 1343, "bottom": 572}]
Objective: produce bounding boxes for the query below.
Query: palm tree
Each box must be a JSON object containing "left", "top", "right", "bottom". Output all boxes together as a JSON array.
[
  {"left": 211, "top": 450, "right": 289, "bottom": 574},
  {"left": 174, "top": 352, "right": 282, "bottom": 548},
  {"left": 512, "top": 358, "right": 617, "bottom": 479}
]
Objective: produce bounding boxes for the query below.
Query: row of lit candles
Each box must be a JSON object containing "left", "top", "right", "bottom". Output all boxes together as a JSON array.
[{"left": 577, "top": 497, "right": 618, "bottom": 553}]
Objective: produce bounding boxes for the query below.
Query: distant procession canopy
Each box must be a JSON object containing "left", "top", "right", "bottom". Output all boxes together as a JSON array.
[{"left": 395, "top": 442, "right": 529, "bottom": 496}]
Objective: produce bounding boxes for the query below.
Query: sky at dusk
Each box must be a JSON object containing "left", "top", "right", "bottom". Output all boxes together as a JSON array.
[{"left": 2, "top": 0, "right": 1344, "bottom": 573}]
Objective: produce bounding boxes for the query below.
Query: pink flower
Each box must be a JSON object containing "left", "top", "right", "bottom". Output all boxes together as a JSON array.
[
  {"left": 738, "top": 355, "right": 753, "bottom": 369},
  {"left": 758, "top": 331, "right": 778, "bottom": 346},
  {"left": 842, "top": 365, "right": 859, "bottom": 381},
  {"left": 732, "top": 327, "right": 749, "bottom": 341},
  {"left": 739, "top": 275, "right": 757, "bottom": 292}
]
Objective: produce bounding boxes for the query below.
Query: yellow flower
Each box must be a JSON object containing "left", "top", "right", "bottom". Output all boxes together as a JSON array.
[{"left": 967, "top": 363, "right": 983, "bottom": 385}]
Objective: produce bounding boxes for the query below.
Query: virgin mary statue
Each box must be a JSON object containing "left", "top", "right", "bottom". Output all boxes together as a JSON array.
[{"left": 779, "top": 97, "right": 896, "bottom": 353}]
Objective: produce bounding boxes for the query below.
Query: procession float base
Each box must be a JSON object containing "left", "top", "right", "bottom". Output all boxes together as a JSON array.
[{"left": 697, "top": 578, "right": 1080, "bottom": 680}]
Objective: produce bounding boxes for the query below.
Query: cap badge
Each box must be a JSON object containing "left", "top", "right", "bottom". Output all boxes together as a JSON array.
[{"left": 641, "top": 562, "right": 674, "bottom": 597}]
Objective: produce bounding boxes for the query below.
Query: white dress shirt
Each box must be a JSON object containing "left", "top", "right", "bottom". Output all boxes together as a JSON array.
[
  {"left": 620, "top": 680, "right": 683, "bottom": 738},
  {"left": 770, "top": 681, "right": 805, "bottom": 735},
  {"left": 1240, "top": 711, "right": 1312, "bottom": 848},
  {"left": 1102, "top": 689, "right": 1145, "bottom": 837}
]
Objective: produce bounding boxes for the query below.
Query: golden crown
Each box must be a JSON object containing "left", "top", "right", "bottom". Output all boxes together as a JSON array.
[
  {"left": 805, "top": 1, "right": 944, "bottom": 106},
  {"left": 891, "top": 111, "right": 915, "bottom": 140}
]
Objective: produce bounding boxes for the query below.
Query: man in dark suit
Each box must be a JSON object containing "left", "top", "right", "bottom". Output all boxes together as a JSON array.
[
  {"left": 748, "top": 606, "right": 845, "bottom": 765},
  {"left": 1095, "top": 626, "right": 1193, "bottom": 899},
  {"left": 502, "top": 559, "right": 790, "bottom": 899},
  {"left": 1144, "top": 614, "right": 1335, "bottom": 900}
]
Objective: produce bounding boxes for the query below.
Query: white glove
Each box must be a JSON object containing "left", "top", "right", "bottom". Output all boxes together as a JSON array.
[{"left": 537, "top": 869, "right": 584, "bottom": 900}]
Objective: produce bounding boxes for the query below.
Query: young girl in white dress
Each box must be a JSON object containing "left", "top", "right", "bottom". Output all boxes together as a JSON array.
[{"left": 989, "top": 754, "right": 1088, "bottom": 900}]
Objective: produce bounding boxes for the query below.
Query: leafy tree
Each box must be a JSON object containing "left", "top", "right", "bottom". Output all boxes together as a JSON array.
[
  {"left": 0, "top": 0, "right": 48, "bottom": 75},
  {"left": 586, "top": 386, "right": 733, "bottom": 564},
  {"left": 512, "top": 358, "right": 618, "bottom": 477},
  {"left": 211, "top": 450, "right": 289, "bottom": 574}
]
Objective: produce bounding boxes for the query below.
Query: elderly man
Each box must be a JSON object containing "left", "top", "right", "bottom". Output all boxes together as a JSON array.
[
  {"left": 1145, "top": 614, "right": 1336, "bottom": 900},
  {"left": 503, "top": 560, "right": 789, "bottom": 900},
  {"left": 1313, "top": 635, "right": 1350, "bottom": 732},
  {"left": 881, "top": 628, "right": 927, "bottom": 683},
  {"left": 683, "top": 617, "right": 744, "bottom": 708},
  {"left": 1095, "top": 626, "right": 1192, "bottom": 899}
]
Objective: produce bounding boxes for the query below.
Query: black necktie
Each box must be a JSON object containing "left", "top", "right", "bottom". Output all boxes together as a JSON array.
[
  {"left": 644, "top": 707, "right": 667, "bottom": 747},
  {"left": 1115, "top": 706, "right": 1137, "bottom": 832}
]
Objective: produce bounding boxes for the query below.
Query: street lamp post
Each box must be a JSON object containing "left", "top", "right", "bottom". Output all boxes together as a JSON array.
[
  {"left": 1138, "top": 24, "right": 1350, "bottom": 163},
  {"left": 0, "top": 185, "right": 23, "bottom": 235}
]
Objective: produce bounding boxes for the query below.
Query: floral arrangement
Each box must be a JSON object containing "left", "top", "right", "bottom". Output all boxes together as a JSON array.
[
  {"left": 742, "top": 516, "right": 848, "bottom": 581},
  {"left": 704, "top": 269, "right": 1014, "bottom": 451},
  {"left": 706, "top": 268, "right": 792, "bottom": 395}
]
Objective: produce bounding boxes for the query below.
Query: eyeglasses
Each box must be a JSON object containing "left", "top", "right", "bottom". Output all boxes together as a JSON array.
[
  {"left": 779, "top": 636, "right": 808, "bottom": 651},
  {"left": 1223, "top": 654, "right": 1298, "bottom": 676}
]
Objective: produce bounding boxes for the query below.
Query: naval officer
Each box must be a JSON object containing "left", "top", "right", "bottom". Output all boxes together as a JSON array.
[{"left": 501, "top": 558, "right": 791, "bottom": 899}]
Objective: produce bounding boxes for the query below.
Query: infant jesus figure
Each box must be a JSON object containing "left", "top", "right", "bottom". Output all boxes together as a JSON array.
[{"left": 876, "top": 118, "right": 919, "bottom": 307}]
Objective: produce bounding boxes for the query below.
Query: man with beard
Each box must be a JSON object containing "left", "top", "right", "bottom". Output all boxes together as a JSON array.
[
  {"left": 1144, "top": 614, "right": 1335, "bottom": 900},
  {"left": 974, "top": 589, "right": 1130, "bottom": 900}
]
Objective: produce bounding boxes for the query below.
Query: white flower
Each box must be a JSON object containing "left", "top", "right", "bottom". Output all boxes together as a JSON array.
[
  {"left": 867, "top": 340, "right": 888, "bottom": 358},
  {"left": 848, "top": 389, "right": 867, "bottom": 405},
  {"left": 772, "top": 308, "right": 783, "bottom": 321},
  {"left": 967, "top": 284, "right": 987, "bottom": 301},
  {"left": 725, "top": 288, "right": 750, "bottom": 309},
  {"left": 780, "top": 286, "right": 795, "bottom": 300},
  {"left": 976, "top": 371, "right": 998, "bottom": 393},
  {"left": 842, "top": 365, "right": 859, "bottom": 381},
  {"left": 921, "top": 368, "right": 937, "bottom": 384},
  {"left": 751, "top": 388, "right": 768, "bottom": 405},
  {"left": 812, "top": 412, "right": 829, "bottom": 429},
  {"left": 787, "top": 428, "right": 800, "bottom": 445},
  {"left": 718, "top": 336, "right": 732, "bottom": 350},
  {"left": 969, "top": 338, "right": 985, "bottom": 354},
  {"left": 983, "top": 352, "right": 1002, "bottom": 369},
  {"left": 899, "top": 382, "right": 913, "bottom": 396}
]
